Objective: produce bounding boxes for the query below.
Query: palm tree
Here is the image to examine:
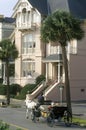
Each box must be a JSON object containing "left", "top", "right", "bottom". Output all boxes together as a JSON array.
[
  {"left": 41, "top": 10, "right": 84, "bottom": 115},
  {"left": 0, "top": 39, "right": 18, "bottom": 105}
]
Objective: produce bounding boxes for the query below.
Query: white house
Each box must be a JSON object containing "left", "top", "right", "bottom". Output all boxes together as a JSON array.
[{"left": 11, "top": 0, "right": 86, "bottom": 101}]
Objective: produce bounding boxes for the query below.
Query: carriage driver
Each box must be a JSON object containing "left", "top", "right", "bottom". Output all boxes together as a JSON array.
[{"left": 37, "top": 92, "right": 44, "bottom": 105}]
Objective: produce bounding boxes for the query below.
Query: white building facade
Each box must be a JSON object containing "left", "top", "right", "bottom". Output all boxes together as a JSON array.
[
  {"left": 12, "top": 0, "right": 86, "bottom": 101},
  {"left": 12, "top": 0, "right": 45, "bottom": 86}
]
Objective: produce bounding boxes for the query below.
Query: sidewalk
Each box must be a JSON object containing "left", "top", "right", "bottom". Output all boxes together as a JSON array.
[{"left": 72, "top": 102, "right": 86, "bottom": 120}]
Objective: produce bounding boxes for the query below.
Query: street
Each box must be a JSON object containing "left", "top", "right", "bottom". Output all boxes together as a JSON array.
[{"left": 0, "top": 102, "right": 86, "bottom": 130}]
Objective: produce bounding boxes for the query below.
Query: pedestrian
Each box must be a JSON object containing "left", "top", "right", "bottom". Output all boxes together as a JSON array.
[{"left": 38, "top": 92, "right": 44, "bottom": 105}]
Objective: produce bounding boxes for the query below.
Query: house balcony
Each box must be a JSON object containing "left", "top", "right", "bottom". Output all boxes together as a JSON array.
[{"left": 18, "top": 22, "right": 38, "bottom": 31}]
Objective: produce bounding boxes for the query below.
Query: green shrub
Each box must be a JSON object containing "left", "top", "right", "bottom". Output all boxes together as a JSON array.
[
  {"left": 15, "top": 75, "right": 46, "bottom": 100},
  {"left": 10, "top": 84, "right": 22, "bottom": 95},
  {"left": 0, "top": 83, "right": 22, "bottom": 98},
  {"left": 24, "top": 84, "right": 36, "bottom": 93},
  {"left": 0, "top": 78, "right": 3, "bottom": 83},
  {"left": 0, "top": 120, "right": 23, "bottom": 130},
  {"left": 36, "top": 75, "right": 46, "bottom": 85},
  {"left": 0, "top": 84, "right": 6, "bottom": 95},
  {"left": 15, "top": 84, "right": 36, "bottom": 99},
  {"left": 0, "top": 120, "right": 9, "bottom": 130},
  {"left": 15, "top": 94, "right": 24, "bottom": 100}
]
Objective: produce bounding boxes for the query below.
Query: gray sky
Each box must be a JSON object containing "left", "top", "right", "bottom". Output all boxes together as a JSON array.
[{"left": 0, "top": 0, "right": 18, "bottom": 17}]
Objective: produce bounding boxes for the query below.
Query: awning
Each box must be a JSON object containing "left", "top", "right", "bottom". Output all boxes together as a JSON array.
[{"left": 42, "top": 54, "right": 62, "bottom": 63}]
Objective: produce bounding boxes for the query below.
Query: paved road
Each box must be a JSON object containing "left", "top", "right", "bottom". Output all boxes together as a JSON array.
[
  {"left": 0, "top": 100, "right": 86, "bottom": 130},
  {"left": 0, "top": 106, "right": 85, "bottom": 130}
]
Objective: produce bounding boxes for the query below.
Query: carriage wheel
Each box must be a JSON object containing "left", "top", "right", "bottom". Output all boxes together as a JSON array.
[
  {"left": 47, "top": 111, "right": 55, "bottom": 127},
  {"left": 64, "top": 110, "right": 72, "bottom": 127},
  {"left": 47, "top": 116, "right": 54, "bottom": 127}
]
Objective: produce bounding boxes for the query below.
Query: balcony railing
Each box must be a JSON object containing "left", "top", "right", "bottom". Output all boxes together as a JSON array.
[
  {"left": 17, "top": 22, "right": 38, "bottom": 31},
  {"left": 50, "top": 46, "right": 62, "bottom": 55},
  {"left": 22, "top": 48, "right": 35, "bottom": 54}
]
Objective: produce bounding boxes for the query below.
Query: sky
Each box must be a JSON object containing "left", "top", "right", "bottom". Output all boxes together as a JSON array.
[{"left": 0, "top": 0, "right": 18, "bottom": 17}]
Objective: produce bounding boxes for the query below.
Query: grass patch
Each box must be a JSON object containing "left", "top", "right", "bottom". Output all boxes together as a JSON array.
[{"left": 72, "top": 117, "right": 86, "bottom": 126}]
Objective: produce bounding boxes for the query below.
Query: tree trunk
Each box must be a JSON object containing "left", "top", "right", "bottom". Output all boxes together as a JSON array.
[
  {"left": 6, "top": 61, "right": 10, "bottom": 105},
  {"left": 61, "top": 45, "right": 72, "bottom": 115}
]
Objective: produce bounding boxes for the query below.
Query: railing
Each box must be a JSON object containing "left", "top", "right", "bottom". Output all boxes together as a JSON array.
[
  {"left": 18, "top": 22, "right": 38, "bottom": 31},
  {"left": 44, "top": 80, "right": 58, "bottom": 93},
  {"left": 30, "top": 80, "right": 47, "bottom": 99},
  {"left": 30, "top": 80, "right": 45, "bottom": 94}
]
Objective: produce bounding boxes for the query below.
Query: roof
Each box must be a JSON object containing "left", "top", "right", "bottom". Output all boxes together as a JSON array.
[
  {"left": 28, "top": 0, "right": 48, "bottom": 15},
  {"left": 28, "top": 0, "right": 86, "bottom": 19},
  {"left": 0, "top": 17, "right": 15, "bottom": 23},
  {"left": 67, "top": 0, "right": 86, "bottom": 19},
  {"left": 42, "top": 54, "right": 62, "bottom": 63}
]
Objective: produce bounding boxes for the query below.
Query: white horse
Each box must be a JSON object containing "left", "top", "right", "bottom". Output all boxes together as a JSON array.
[{"left": 25, "top": 99, "right": 37, "bottom": 119}]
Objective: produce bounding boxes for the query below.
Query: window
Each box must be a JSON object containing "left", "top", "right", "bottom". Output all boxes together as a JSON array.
[
  {"left": 22, "top": 8, "right": 26, "bottom": 24},
  {"left": 21, "top": 59, "right": 35, "bottom": 77},
  {"left": 67, "top": 39, "right": 77, "bottom": 54},
  {"left": 22, "top": 33, "right": 35, "bottom": 54},
  {"left": 50, "top": 46, "right": 62, "bottom": 54},
  {"left": 32, "top": 10, "right": 36, "bottom": 24},
  {"left": 70, "top": 39, "right": 77, "bottom": 54},
  {"left": 17, "top": 13, "right": 21, "bottom": 27},
  {"left": 27, "top": 11, "right": 30, "bottom": 24}
]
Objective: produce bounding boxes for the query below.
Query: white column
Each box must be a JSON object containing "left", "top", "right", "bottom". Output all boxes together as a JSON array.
[
  {"left": 30, "top": 10, "right": 32, "bottom": 25},
  {"left": 58, "top": 63, "right": 61, "bottom": 82},
  {"left": 47, "top": 43, "right": 51, "bottom": 55},
  {"left": 59, "top": 87, "right": 63, "bottom": 105},
  {"left": 46, "top": 63, "right": 48, "bottom": 82},
  {"left": 57, "top": 45, "right": 62, "bottom": 54},
  {"left": 62, "top": 68, "right": 65, "bottom": 83},
  {"left": 50, "top": 63, "right": 53, "bottom": 79}
]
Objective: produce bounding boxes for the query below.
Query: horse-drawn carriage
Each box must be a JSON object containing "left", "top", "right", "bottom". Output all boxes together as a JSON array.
[
  {"left": 25, "top": 99, "right": 72, "bottom": 127},
  {"left": 29, "top": 103, "right": 72, "bottom": 127},
  {"left": 47, "top": 105, "right": 72, "bottom": 127}
]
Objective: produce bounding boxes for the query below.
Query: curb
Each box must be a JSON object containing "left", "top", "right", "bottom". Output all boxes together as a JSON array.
[
  {"left": 73, "top": 122, "right": 86, "bottom": 128},
  {"left": 79, "top": 124, "right": 86, "bottom": 128}
]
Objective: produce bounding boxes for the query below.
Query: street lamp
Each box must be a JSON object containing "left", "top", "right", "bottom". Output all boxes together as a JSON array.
[{"left": 59, "top": 85, "right": 64, "bottom": 105}]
